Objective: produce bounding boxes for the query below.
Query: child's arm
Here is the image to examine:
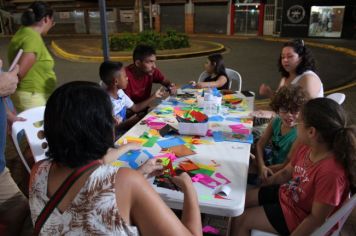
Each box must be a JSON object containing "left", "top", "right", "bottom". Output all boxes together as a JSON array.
[
  {"left": 291, "top": 202, "right": 334, "bottom": 236},
  {"left": 264, "top": 162, "right": 293, "bottom": 186},
  {"left": 270, "top": 139, "right": 301, "bottom": 172},
  {"left": 130, "top": 87, "right": 166, "bottom": 113},
  {"left": 256, "top": 120, "right": 274, "bottom": 182},
  {"left": 195, "top": 75, "right": 228, "bottom": 89}
]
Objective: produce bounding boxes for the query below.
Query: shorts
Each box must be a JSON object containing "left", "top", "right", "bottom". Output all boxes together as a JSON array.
[{"left": 258, "top": 185, "right": 290, "bottom": 235}]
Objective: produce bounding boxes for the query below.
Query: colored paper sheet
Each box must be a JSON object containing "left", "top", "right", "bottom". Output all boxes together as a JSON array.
[
  {"left": 190, "top": 168, "right": 215, "bottom": 176},
  {"left": 117, "top": 136, "right": 147, "bottom": 145},
  {"left": 214, "top": 172, "right": 231, "bottom": 184},
  {"left": 143, "top": 136, "right": 159, "bottom": 147},
  {"left": 196, "top": 163, "right": 217, "bottom": 172},
  {"left": 214, "top": 194, "right": 231, "bottom": 200},
  {"left": 148, "top": 129, "right": 160, "bottom": 137},
  {"left": 118, "top": 149, "right": 154, "bottom": 169},
  {"left": 179, "top": 160, "right": 199, "bottom": 172},
  {"left": 229, "top": 124, "right": 251, "bottom": 135},
  {"left": 202, "top": 226, "right": 220, "bottom": 234},
  {"left": 225, "top": 117, "right": 244, "bottom": 122},
  {"left": 118, "top": 150, "right": 141, "bottom": 169},
  {"left": 212, "top": 131, "right": 253, "bottom": 144},
  {"left": 199, "top": 194, "right": 213, "bottom": 201},
  {"left": 157, "top": 137, "right": 185, "bottom": 148},
  {"left": 208, "top": 115, "right": 224, "bottom": 122},
  {"left": 168, "top": 144, "right": 196, "bottom": 157},
  {"left": 191, "top": 174, "right": 221, "bottom": 188},
  {"left": 147, "top": 121, "right": 167, "bottom": 130}
]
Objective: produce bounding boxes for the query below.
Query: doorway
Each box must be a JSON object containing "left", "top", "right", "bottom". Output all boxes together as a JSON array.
[{"left": 234, "top": 3, "right": 260, "bottom": 35}]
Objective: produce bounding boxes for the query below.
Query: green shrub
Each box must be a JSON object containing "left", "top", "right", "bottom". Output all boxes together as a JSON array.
[{"left": 109, "top": 30, "right": 190, "bottom": 51}]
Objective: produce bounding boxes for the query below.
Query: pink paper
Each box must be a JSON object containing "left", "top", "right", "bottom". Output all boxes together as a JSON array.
[
  {"left": 192, "top": 174, "right": 221, "bottom": 189},
  {"left": 147, "top": 121, "right": 166, "bottom": 130},
  {"left": 215, "top": 172, "right": 231, "bottom": 184},
  {"left": 202, "top": 225, "right": 220, "bottom": 234},
  {"left": 154, "top": 152, "right": 177, "bottom": 161},
  {"left": 229, "top": 124, "right": 250, "bottom": 135}
]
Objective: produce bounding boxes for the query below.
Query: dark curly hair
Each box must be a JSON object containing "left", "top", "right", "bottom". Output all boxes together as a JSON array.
[
  {"left": 270, "top": 85, "right": 308, "bottom": 113},
  {"left": 44, "top": 81, "right": 115, "bottom": 168},
  {"left": 278, "top": 39, "right": 316, "bottom": 78}
]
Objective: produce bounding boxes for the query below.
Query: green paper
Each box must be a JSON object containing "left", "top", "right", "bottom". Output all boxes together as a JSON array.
[
  {"left": 191, "top": 168, "right": 215, "bottom": 176},
  {"left": 199, "top": 194, "right": 213, "bottom": 201},
  {"left": 143, "top": 136, "right": 159, "bottom": 147}
]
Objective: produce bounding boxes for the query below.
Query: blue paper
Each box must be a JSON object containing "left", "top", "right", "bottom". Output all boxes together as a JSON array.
[
  {"left": 157, "top": 137, "right": 185, "bottom": 148},
  {"left": 212, "top": 131, "right": 225, "bottom": 142},
  {"left": 212, "top": 131, "right": 253, "bottom": 144},
  {"left": 118, "top": 149, "right": 154, "bottom": 169},
  {"left": 208, "top": 115, "right": 224, "bottom": 122},
  {"left": 225, "top": 117, "right": 242, "bottom": 122}
]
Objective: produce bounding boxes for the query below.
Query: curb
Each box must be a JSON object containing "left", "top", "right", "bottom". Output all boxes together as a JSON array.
[{"left": 51, "top": 40, "right": 225, "bottom": 63}]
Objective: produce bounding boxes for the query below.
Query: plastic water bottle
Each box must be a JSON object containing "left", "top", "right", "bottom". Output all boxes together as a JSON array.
[{"left": 204, "top": 87, "right": 213, "bottom": 115}]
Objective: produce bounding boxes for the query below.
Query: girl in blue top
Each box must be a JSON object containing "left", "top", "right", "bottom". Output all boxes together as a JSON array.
[{"left": 256, "top": 85, "right": 307, "bottom": 182}]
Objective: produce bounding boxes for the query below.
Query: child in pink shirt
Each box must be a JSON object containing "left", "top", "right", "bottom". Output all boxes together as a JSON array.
[{"left": 231, "top": 98, "right": 355, "bottom": 236}]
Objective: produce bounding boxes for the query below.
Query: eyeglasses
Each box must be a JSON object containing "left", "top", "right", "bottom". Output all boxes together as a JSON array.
[{"left": 278, "top": 107, "right": 299, "bottom": 114}]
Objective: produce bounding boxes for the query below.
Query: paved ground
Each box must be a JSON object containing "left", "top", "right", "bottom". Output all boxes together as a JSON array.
[{"left": 0, "top": 35, "right": 355, "bottom": 235}]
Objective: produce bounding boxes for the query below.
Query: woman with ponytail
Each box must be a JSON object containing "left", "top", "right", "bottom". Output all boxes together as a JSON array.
[
  {"left": 231, "top": 97, "right": 355, "bottom": 236},
  {"left": 8, "top": 1, "right": 56, "bottom": 112}
]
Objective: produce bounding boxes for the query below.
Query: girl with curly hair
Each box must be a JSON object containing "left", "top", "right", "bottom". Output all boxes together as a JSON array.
[{"left": 259, "top": 39, "right": 323, "bottom": 99}]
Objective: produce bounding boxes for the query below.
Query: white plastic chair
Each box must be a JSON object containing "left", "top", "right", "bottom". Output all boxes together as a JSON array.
[
  {"left": 11, "top": 106, "right": 47, "bottom": 173},
  {"left": 198, "top": 68, "right": 242, "bottom": 91},
  {"left": 251, "top": 194, "right": 356, "bottom": 236},
  {"left": 326, "top": 93, "right": 346, "bottom": 105}
]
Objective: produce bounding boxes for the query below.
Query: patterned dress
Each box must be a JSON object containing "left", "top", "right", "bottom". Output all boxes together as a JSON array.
[{"left": 29, "top": 160, "right": 139, "bottom": 235}]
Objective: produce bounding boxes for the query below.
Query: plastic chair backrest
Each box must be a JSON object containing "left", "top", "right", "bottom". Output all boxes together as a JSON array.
[
  {"left": 326, "top": 93, "right": 346, "bottom": 105},
  {"left": 11, "top": 106, "right": 46, "bottom": 173},
  {"left": 311, "top": 194, "right": 356, "bottom": 236},
  {"left": 197, "top": 68, "right": 242, "bottom": 91},
  {"left": 251, "top": 194, "right": 356, "bottom": 236}
]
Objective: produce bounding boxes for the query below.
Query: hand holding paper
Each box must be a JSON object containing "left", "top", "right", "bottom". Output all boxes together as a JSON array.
[{"left": 138, "top": 158, "right": 164, "bottom": 178}]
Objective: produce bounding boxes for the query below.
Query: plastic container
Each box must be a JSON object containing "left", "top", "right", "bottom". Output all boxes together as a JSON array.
[{"left": 178, "top": 122, "right": 209, "bottom": 136}]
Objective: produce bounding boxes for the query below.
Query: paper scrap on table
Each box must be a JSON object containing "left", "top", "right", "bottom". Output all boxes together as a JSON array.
[
  {"left": 202, "top": 226, "right": 220, "bottom": 234},
  {"left": 214, "top": 172, "right": 231, "bottom": 184},
  {"left": 147, "top": 121, "right": 167, "bottom": 130},
  {"left": 143, "top": 136, "right": 159, "bottom": 147},
  {"left": 157, "top": 137, "right": 185, "bottom": 148},
  {"left": 213, "top": 185, "right": 232, "bottom": 197},
  {"left": 166, "top": 144, "right": 196, "bottom": 157},
  {"left": 191, "top": 173, "right": 222, "bottom": 189},
  {"left": 179, "top": 160, "right": 199, "bottom": 172},
  {"left": 229, "top": 124, "right": 251, "bottom": 135},
  {"left": 118, "top": 149, "right": 153, "bottom": 169},
  {"left": 212, "top": 131, "right": 253, "bottom": 144},
  {"left": 117, "top": 136, "right": 147, "bottom": 145},
  {"left": 208, "top": 115, "right": 224, "bottom": 122},
  {"left": 199, "top": 194, "right": 213, "bottom": 201}
]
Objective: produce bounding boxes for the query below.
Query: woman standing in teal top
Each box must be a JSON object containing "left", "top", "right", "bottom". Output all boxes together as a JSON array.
[
  {"left": 8, "top": 1, "right": 56, "bottom": 112},
  {"left": 255, "top": 85, "right": 307, "bottom": 182}
]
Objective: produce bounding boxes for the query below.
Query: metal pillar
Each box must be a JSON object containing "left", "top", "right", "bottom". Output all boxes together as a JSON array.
[{"left": 99, "top": 0, "right": 109, "bottom": 61}]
